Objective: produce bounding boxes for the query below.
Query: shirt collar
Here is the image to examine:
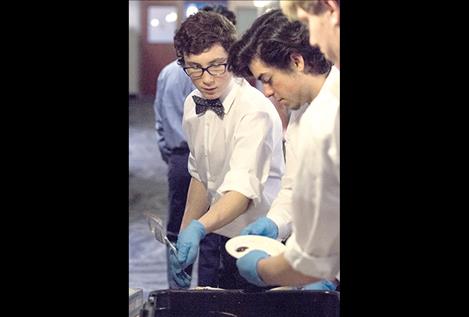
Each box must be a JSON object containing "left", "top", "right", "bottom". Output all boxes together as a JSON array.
[
  {"left": 220, "top": 76, "right": 241, "bottom": 113},
  {"left": 322, "top": 66, "right": 340, "bottom": 97}
]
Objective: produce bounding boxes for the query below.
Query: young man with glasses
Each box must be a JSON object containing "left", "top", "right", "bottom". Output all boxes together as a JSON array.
[
  {"left": 169, "top": 11, "right": 285, "bottom": 290},
  {"left": 153, "top": 5, "right": 237, "bottom": 290}
]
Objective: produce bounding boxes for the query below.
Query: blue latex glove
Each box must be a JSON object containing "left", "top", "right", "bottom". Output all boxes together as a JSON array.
[
  {"left": 236, "top": 250, "right": 270, "bottom": 287},
  {"left": 169, "top": 251, "right": 192, "bottom": 288},
  {"left": 240, "top": 217, "right": 278, "bottom": 239},
  {"left": 302, "top": 279, "right": 337, "bottom": 291},
  {"left": 175, "top": 220, "right": 206, "bottom": 269}
]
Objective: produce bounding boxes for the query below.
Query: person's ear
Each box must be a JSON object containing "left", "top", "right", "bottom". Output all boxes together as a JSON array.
[
  {"left": 290, "top": 53, "right": 305, "bottom": 72},
  {"left": 325, "top": 0, "right": 340, "bottom": 27}
]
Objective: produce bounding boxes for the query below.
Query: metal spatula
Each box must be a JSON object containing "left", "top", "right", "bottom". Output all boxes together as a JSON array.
[
  {"left": 145, "top": 212, "right": 178, "bottom": 254},
  {"left": 144, "top": 212, "right": 190, "bottom": 280}
]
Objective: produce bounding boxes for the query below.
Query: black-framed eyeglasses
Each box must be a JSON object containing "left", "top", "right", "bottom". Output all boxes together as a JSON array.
[{"left": 183, "top": 63, "right": 228, "bottom": 79}]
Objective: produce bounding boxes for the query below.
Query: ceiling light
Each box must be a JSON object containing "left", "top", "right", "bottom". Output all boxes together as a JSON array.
[
  {"left": 165, "top": 11, "right": 178, "bottom": 23},
  {"left": 150, "top": 18, "right": 160, "bottom": 27}
]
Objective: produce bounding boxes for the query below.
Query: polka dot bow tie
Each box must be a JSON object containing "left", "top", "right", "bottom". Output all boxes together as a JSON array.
[{"left": 192, "top": 95, "right": 224, "bottom": 119}]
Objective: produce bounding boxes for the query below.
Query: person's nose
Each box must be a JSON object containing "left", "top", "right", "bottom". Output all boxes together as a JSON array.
[
  {"left": 263, "top": 84, "right": 274, "bottom": 98},
  {"left": 201, "top": 70, "right": 215, "bottom": 85}
]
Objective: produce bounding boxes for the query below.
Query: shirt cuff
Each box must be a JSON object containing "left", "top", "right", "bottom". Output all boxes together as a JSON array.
[
  {"left": 266, "top": 210, "right": 292, "bottom": 241},
  {"left": 283, "top": 235, "right": 340, "bottom": 279},
  {"left": 217, "top": 169, "right": 261, "bottom": 206},
  {"left": 188, "top": 170, "right": 201, "bottom": 183},
  {"left": 188, "top": 154, "right": 201, "bottom": 182}
]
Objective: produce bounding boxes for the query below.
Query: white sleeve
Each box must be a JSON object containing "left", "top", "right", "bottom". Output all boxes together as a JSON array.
[
  {"left": 283, "top": 105, "right": 340, "bottom": 279},
  {"left": 183, "top": 94, "right": 201, "bottom": 183},
  {"left": 187, "top": 150, "right": 201, "bottom": 182},
  {"left": 217, "top": 111, "right": 275, "bottom": 206},
  {"left": 284, "top": 231, "right": 339, "bottom": 279},
  {"left": 266, "top": 130, "right": 296, "bottom": 240}
]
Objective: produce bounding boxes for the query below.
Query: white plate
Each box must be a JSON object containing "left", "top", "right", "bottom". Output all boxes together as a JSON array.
[
  {"left": 191, "top": 286, "right": 225, "bottom": 291},
  {"left": 225, "top": 235, "right": 286, "bottom": 259},
  {"left": 267, "top": 286, "right": 299, "bottom": 291}
]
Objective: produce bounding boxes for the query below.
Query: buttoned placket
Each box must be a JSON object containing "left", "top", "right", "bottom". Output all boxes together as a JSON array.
[
  {"left": 204, "top": 109, "right": 226, "bottom": 184},
  {"left": 203, "top": 111, "right": 211, "bottom": 183}
]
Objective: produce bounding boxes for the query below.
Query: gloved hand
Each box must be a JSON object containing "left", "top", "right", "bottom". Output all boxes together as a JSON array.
[
  {"left": 175, "top": 219, "right": 206, "bottom": 269},
  {"left": 240, "top": 217, "right": 278, "bottom": 239},
  {"left": 236, "top": 250, "right": 270, "bottom": 287},
  {"left": 169, "top": 251, "right": 192, "bottom": 288},
  {"left": 302, "top": 279, "right": 337, "bottom": 291}
]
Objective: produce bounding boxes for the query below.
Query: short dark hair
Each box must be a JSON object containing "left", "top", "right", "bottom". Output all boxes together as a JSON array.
[
  {"left": 174, "top": 11, "right": 237, "bottom": 67},
  {"left": 228, "top": 9, "right": 331, "bottom": 78},
  {"left": 201, "top": 4, "right": 236, "bottom": 26}
]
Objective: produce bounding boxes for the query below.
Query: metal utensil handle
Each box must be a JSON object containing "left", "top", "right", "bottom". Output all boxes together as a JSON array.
[
  {"left": 164, "top": 236, "right": 178, "bottom": 254},
  {"left": 167, "top": 241, "right": 191, "bottom": 281}
]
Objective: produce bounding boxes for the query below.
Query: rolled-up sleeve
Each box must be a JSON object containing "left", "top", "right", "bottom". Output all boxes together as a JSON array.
[
  {"left": 284, "top": 232, "right": 340, "bottom": 279},
  {"left": 283, "top": 184, "right": 340, "bottom": 279},
  {"left": 217, "top": 112, "right": 274, "bottom": 206},
  {"left": 282, "top": 97, "right": 340, "bottom": 280},
  {"left": 187, "top": 150, "right": 201, "bottom": 182}
]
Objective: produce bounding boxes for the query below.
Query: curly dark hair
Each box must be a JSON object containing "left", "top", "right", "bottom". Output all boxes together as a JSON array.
[
  {"left": 228, "top": 9, "right": 331, "bottom": 78},
  {"left": 201, "top": 4, "right": 236, "bottom": 26},
  {"left": 174, "top": 11, "right": 237, "bottom": 67}
]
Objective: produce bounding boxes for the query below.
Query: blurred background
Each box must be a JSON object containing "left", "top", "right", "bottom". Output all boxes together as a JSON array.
[{"left": 129, "top": 0, "right": 281, "bottom": 298}]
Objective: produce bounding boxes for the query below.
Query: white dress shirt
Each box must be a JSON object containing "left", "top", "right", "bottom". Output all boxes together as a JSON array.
[
  {"left": 183, "top": 77, "right": 285, "bottom": 238},
  {"left": 267, "top": 102, "right": 311, "bottom": 240},
  {"left": 283, "top": 66, "right": 340, "bottom": 279}
]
